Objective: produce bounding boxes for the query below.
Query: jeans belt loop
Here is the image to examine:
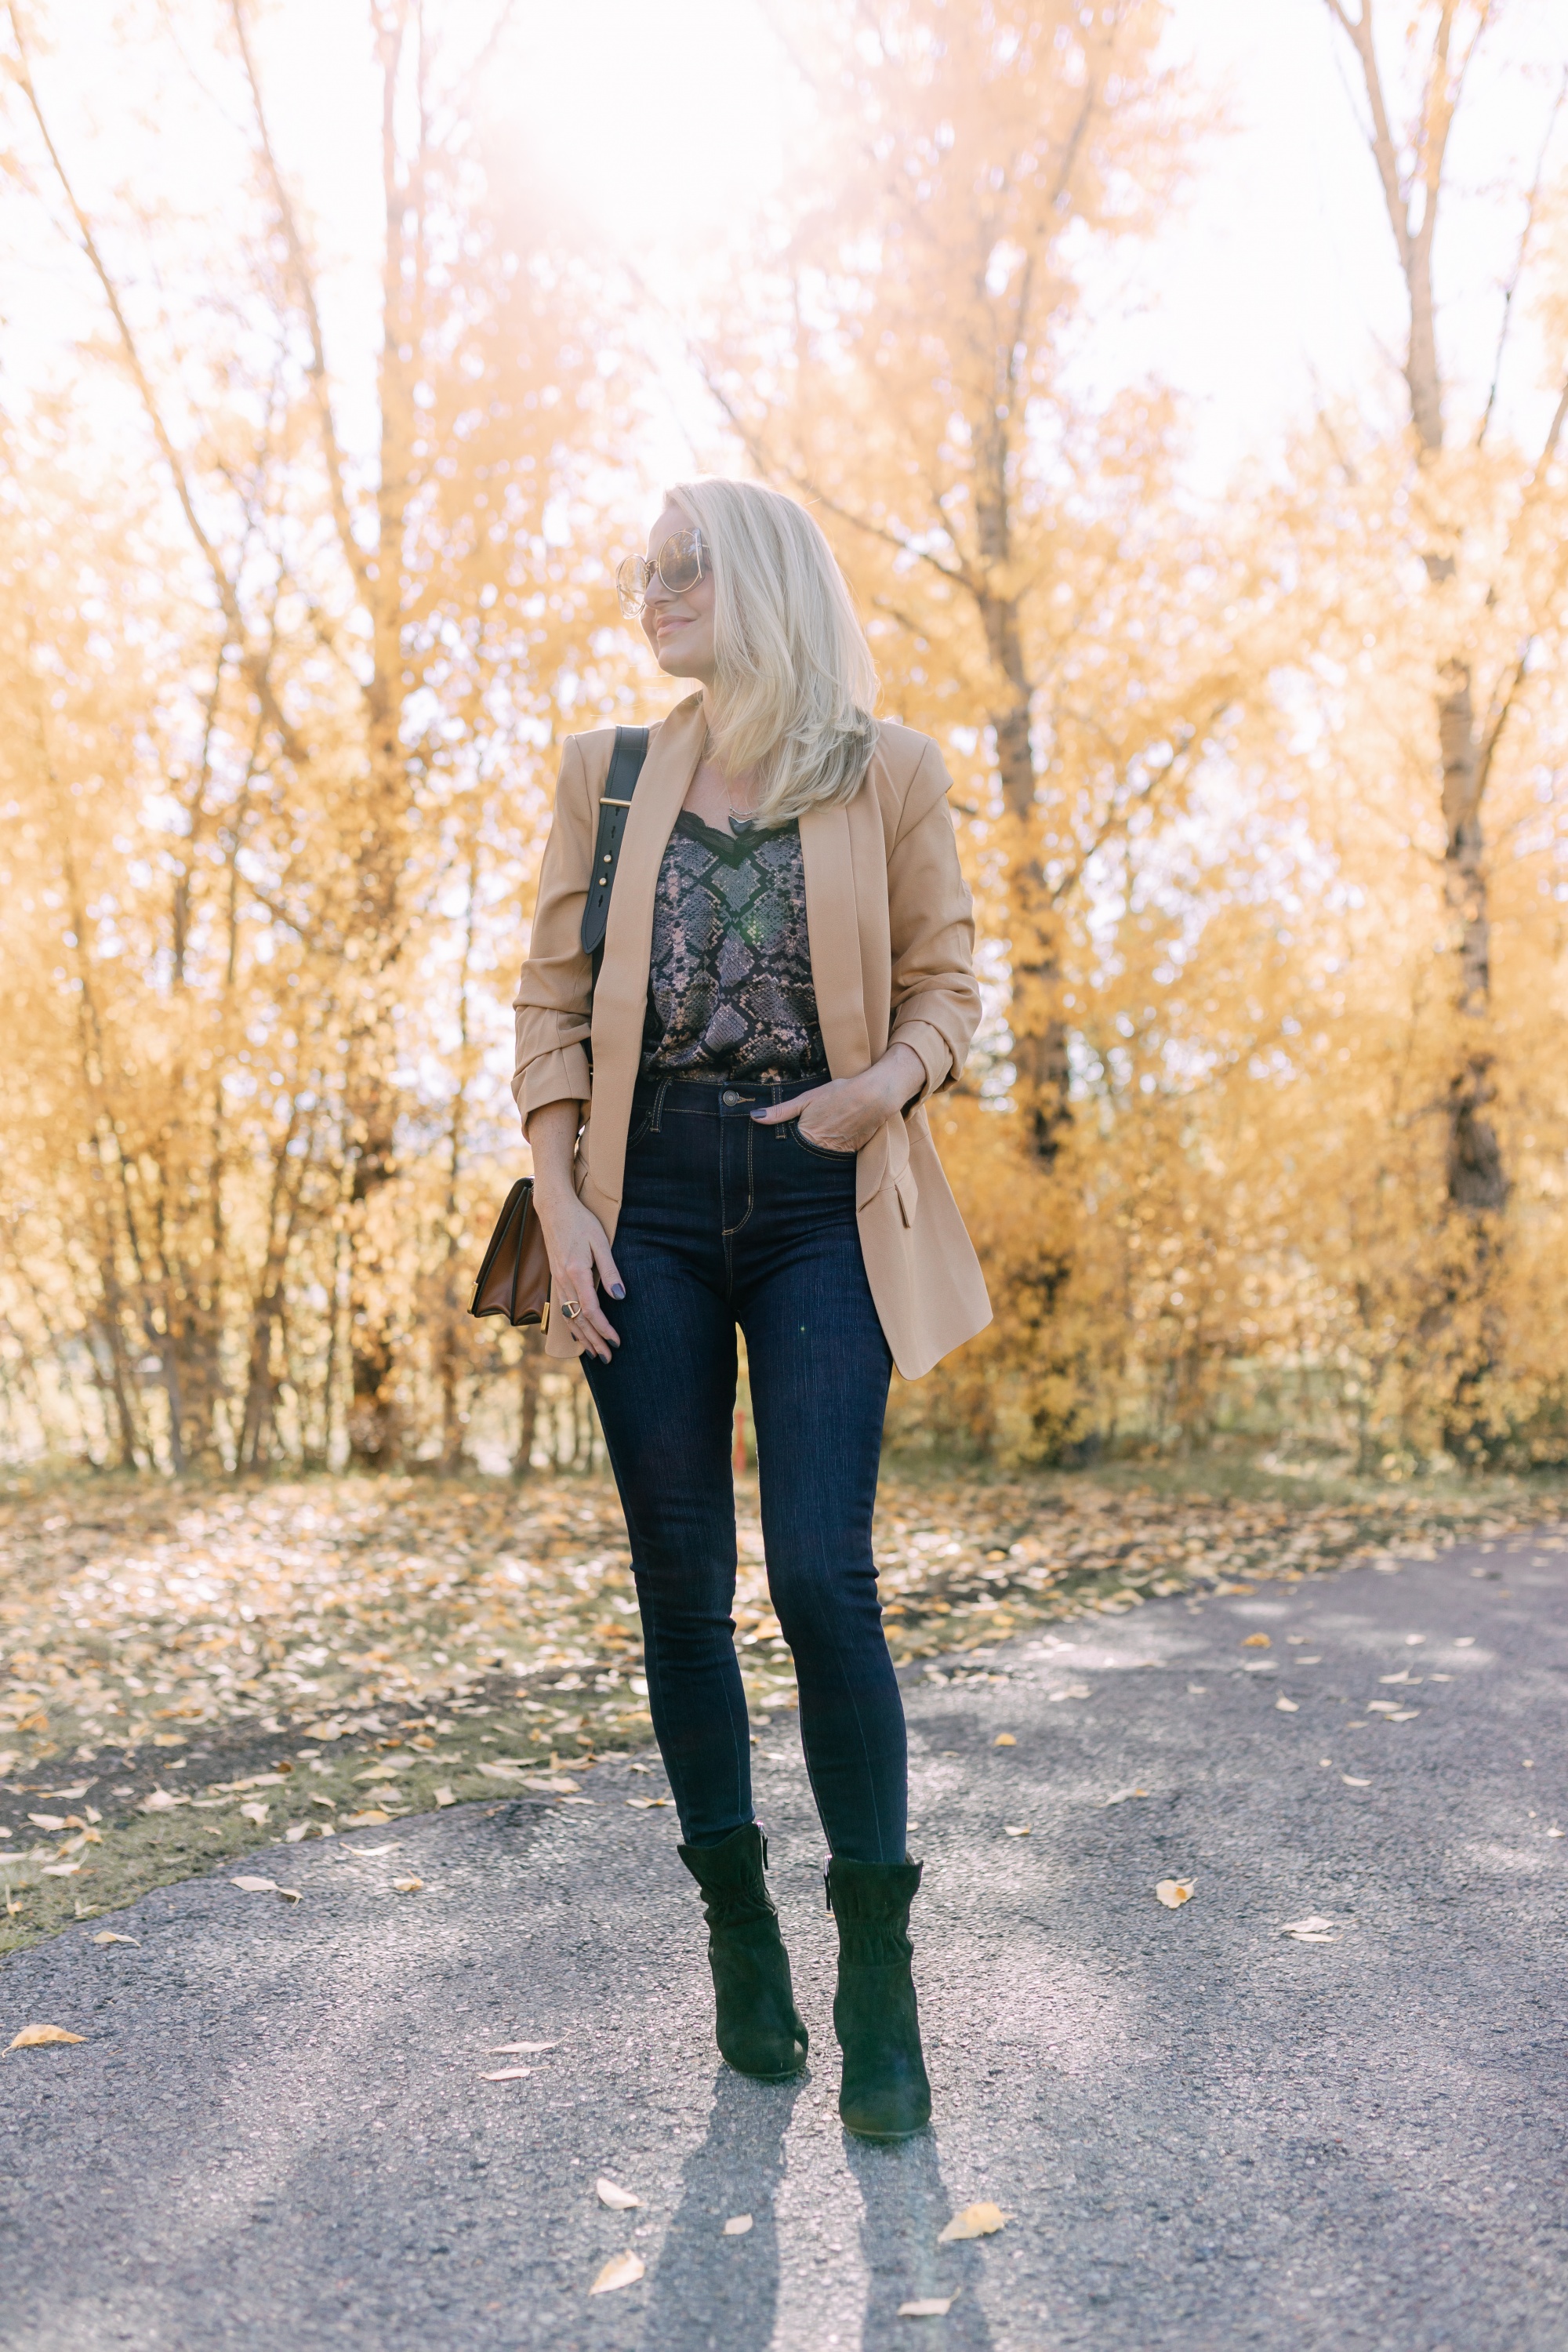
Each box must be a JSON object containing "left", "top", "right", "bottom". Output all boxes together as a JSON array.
[{"left": 649, "top": 1078, "right": 670, "bottom": 1133}]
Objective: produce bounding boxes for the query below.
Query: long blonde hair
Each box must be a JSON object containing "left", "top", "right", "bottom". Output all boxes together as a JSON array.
[{"left": 667, "top": 477, "right": 880, "bottom": 826}]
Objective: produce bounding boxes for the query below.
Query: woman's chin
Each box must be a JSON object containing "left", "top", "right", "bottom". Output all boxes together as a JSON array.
[{"left": 655, "top": 648, "right": 710, "bottom": 684}]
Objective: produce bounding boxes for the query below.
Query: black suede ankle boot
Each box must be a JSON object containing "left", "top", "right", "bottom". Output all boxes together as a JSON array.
[
  {"left": 678, "top": 1824, "right": 808, "bottom": 2082},
  {"left": 826, "top": 1854, "right": 931, "bottom": 2141}
]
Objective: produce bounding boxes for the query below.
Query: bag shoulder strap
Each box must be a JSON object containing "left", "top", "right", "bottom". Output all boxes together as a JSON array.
[{"left": 579, "top": 725, "right": 651, "bottom": 979}]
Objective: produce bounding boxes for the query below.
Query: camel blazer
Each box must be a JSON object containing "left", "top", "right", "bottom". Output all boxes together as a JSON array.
[{"left": 510, "top": 692, "right": 992, "bottom": 1377}]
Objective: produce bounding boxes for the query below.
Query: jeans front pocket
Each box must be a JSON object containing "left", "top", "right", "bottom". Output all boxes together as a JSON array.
[{"left": 789, "top": 1121, "right": 857, "bottom": 1164}]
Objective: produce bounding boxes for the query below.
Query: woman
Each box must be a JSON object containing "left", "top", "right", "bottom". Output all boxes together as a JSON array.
[{"left": 512, "top": 479, "right": 989, "bottom": 2141}]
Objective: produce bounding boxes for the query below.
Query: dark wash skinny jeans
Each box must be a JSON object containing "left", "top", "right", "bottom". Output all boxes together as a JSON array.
[{"left": 582, "top": 1074, "right": 907, "bottom": 1864}]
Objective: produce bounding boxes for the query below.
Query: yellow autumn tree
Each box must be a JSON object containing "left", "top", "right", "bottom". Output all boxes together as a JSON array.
[{"left": 0, "top": 0, "right": 635, "bottom": 1472}]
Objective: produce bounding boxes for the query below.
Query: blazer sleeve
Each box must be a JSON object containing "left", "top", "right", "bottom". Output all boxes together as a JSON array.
[
  {"left": 885, "top": 739, "right": 980, "bottom": 1102},
  {"left": 511, "top": 735, "right": 596, "bottom": 1131}
]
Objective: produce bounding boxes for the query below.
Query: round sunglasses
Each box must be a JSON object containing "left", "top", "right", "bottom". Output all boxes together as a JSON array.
[{"left": 616, "top": 526, "right": 706, "bottom": 619}]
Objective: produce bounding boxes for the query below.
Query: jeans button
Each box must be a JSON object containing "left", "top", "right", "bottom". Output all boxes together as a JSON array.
[{"left": 722, "top": 1089, "right": 741, "bottom": 1105}]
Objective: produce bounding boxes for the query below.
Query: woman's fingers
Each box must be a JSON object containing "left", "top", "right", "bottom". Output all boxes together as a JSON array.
[
  {"left": 749, "top": 1094, "right": 811, "bottom": 1125},
  {"left": 560, "top": 1258, "right": 618, "bottom": 1359},
  {"left": 588, "top": 1228, "right": 626, "bottom": 1302}
]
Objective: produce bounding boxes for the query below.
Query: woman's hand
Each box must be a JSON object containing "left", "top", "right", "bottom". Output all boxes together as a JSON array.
[
  {"left": 750, "top": 1041, "right": 926, "bottom": 1155},
  {"left": 525, "top": 1101, "right": 623, "bottom": 1362}
]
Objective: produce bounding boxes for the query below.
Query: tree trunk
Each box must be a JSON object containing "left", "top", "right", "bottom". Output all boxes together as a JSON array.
[
  {"left": 513, "top": 1333, "right": 544, "bottom": 1479},
  {"left": 982, "top": 590, "right": 1069, "bottom": 1161},
  {"left": 1438, "top": 663, "right": 1506, "bottom": 1214},
  {"left": 1323, "top": 0, "right": 1506, "bottom": 1222}
]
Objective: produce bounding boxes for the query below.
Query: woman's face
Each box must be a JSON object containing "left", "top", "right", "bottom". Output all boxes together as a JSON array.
[{"left": 640, "top": 503, "right": 717, "bottom": 686}]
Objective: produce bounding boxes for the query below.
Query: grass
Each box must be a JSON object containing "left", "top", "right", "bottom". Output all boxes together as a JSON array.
[{"left": 1, "top": 1452, "right": 1560, "bottom": 1955}]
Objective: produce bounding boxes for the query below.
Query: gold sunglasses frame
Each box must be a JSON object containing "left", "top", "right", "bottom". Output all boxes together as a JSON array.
[{"left": 616, "top": 528, "right": 706, "bottom": 619}]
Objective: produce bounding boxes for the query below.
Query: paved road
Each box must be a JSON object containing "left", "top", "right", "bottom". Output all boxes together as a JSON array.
[{"left": 3, "top": 1527, "right": 1566, "bottom": 2350}]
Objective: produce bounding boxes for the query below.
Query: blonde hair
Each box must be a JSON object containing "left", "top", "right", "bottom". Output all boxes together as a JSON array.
[{"left": 666, "top": 477, "right": 879, "bottom": 826}]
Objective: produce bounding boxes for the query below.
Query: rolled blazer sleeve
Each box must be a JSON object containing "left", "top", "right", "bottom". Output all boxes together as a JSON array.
[
  {"left": 511, "top": 735, "right": 596, "bottom": 1131},
  {"left": 886, "top": 741, "right": 980, "bottom": 1101}
]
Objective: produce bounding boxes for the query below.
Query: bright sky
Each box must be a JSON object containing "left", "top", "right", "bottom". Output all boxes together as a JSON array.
[{"left": 4, "top": 0, "right": 1564, "bottom": 492}]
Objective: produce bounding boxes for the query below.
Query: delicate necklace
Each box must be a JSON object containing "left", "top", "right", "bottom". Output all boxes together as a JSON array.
[{"left": 701, "top": 735, "right": 760, "bottom": 822}]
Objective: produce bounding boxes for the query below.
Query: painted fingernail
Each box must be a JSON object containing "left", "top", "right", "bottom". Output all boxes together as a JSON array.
[{"left": 610, "top": 1283, "right": 626, "bottom": 1299}]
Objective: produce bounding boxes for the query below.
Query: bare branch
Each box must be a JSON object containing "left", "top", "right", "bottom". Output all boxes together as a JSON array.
[
  {"left": 1530, "top": 376, "right": 1568, "bottom": 492},
  {"left": 1477, "top": 64, "right": 1565, "bottom": 446},
  {"left": 6, "top": 2, "right": 308, "bottom": 764},
  {"left": 1323, "top": 0, "right": 1414, "bottom": 274},
  {"left": 1475, "top": 387, "right": 1568, "bottom": 792},
  {"left": 227, "top": 0, "right": 372, "bottom": 604}
]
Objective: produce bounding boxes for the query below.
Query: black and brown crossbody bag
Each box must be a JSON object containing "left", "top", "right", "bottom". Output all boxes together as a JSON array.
[{"left": 469, "top": 726, "right": 650, "bottom": 1330}]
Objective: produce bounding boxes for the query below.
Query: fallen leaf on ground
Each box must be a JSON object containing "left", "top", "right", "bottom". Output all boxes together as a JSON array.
[
  {"left": 1341, "top": 1776, "right": 1371, "bottom": 1788},
  {"left": 492, "top": 2041, "right": 557, "bottom": 2055},
  {"left": 392, "top": 1877, "right": 423, "bottom": 1893},
  {"left": 938, "top": 2203, "right": 1011, "bottom": 2244},
  {"left": 27, "top": 1813, "right": 66, "bottom": 1831},
  {"left": 1275, "top": 1697, "right": 1299, "bottom": 1713},
  {"left": 480, "top": 2066, "right": 532, "bottom": 2081},
  {"left": 1155, "top": 1879, "right": 1195, "bottom": 1909},
  {"left": 342, "top": 1810, "right": 391, "bottom": 1828},
  {"left": 596, "top": 2177, "right": 641, "bottom": 2209},
  {"left": 140, "top": 1789, "right": 189, "bottom": 1812},
  {"left": 626, "top": 1798, "right": 670, "bottom": 1809},
  {"left": 349, "top": 1842, "right": 398, "bottom": 1855},
  {"left": 354, "top": 1759, "right": 416, "bottom": 1782},
  {"left": 285, "top": 1824, "right": 310, "bottom": 1842},
  {"left": 589, "top": 2252, "right": 645, "bottom": 2295},
  {"left": 9, "top": 2024, "right": 85, "bottom": 2048},
  {"left": 1387, "top": 1709, "right": 1420, "bottom": 1722},
  {"left": 239, "top": 1802, "right": 270, "bottom": 1824},
  {"left": 1242, "top": 1632, "right": 1272, "bottom": 1648},
  {"left": 1281, "top": 1915, "right": 1339, "bottom": 1943},
  {"left": 1003, "top": 1825, "right": 1030, "bottom": 1837},
  {"left": 434, "top": 1786, "right": 456, "bottom": 1808},
  {"left": 230, "top": 1876, "right": 302, "bottom": 1901},
  {"left": 41, "top": 1862, "right": 81, "bottom": 1877},
  {"left": 723, "top": 2214, "right": 753, "bottom": 2235},
  {"left": 1103, "top": 1788, "right": 1149, "bottom": 1806},
  {"left": 993, "top": 1733, "right": 1016, "bottom": 1748},
  {"left": 1047, "top": 1683, "right": 1091, "bottom": 1703},
  {"left": 90, "top": 1932, "right": 140, "bottom": 1947},
  {"left": 899, "top": 2296, "right": 958, "bottom": 2318}
]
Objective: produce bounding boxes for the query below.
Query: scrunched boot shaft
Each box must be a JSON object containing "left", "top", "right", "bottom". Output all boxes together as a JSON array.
[
  {"left": 826, "top": 1854, "right": 931, "bottom": 2141},
  {"left": 678, "top": 1824, "right": 809, "bottom": 2082}
]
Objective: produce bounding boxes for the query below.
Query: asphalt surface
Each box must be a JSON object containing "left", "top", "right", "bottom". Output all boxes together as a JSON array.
[{"left": 3, "top": 1526, "right": 1566, "bottom": 2350}]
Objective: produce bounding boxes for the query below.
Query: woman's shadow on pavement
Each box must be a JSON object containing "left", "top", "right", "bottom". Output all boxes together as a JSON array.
[
  {"left": 638, "top": 2066, "right": 805, "bottom": 2352},
  {"left": 848, "top": 2131, "right": 997, "bottom": 2351},
  {"left": 637, "top": 2064, "right": 997, "bottom": 2352}
]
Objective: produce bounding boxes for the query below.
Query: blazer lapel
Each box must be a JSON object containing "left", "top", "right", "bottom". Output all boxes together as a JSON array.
[{"left": 586, "top": 694, "right": 705, "bottom": 1203}]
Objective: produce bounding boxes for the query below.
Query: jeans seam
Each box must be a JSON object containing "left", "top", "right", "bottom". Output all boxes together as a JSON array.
[{"left": 721, "top": 1114, "right": 756, "bottom": 1244}]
